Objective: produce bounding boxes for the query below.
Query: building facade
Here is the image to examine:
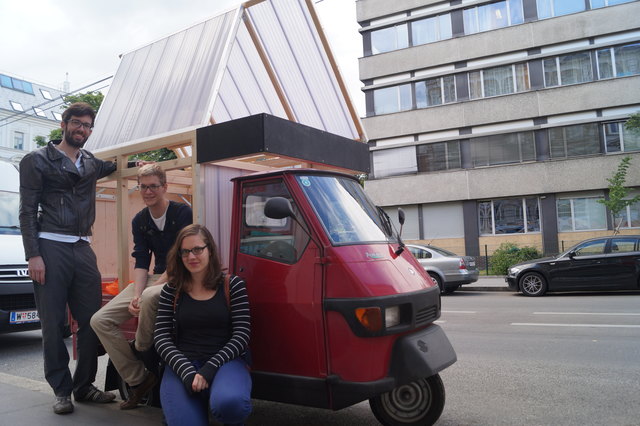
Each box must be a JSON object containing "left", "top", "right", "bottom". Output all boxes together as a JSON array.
[
  {"left": 0, "top": 73, "right": 66, "bottom": 162},
  {"left": 358, "top": 0, "right": 640, "bottom": 257}
]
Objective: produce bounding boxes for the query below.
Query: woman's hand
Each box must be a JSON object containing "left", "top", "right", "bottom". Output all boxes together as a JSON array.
[{"left": 192, "top": 373, "right": 209, "bottom": 393}]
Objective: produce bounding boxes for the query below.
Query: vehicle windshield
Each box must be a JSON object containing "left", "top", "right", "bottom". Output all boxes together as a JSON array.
[
  {"left": 0, "top": 191, "right": 20, "bottom": 235},
  {"left": 296, "top": 175, "right": 397, "bottom": 245}
]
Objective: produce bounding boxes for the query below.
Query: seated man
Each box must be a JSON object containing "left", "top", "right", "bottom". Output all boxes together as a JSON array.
[{"left": 91, "top": 164, "right": 192, "bottom": 409}]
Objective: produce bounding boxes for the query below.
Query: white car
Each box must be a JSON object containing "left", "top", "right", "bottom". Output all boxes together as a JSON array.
[{"left": 407, "top": 244, "right": 479, "bottom": 294}]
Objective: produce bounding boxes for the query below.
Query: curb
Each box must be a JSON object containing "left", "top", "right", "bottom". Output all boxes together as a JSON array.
[{"left": 458, "top": 286, "right": 513, "bottom": 292}]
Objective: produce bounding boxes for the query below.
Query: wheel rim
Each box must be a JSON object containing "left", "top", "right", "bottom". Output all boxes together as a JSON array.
[
  {"left": 380, "top": 380, "right": 432, "bottom": 423},
  {"left": 522, "top": 275, "right": 542, "bottom": 295}
]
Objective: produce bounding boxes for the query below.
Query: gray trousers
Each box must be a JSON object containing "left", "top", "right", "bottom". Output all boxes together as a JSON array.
[{"left": 34, "top": 239, "right": 101, "bottom": 398}]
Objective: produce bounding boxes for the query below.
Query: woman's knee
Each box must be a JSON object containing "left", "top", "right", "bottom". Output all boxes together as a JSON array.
[{"left": 210, "top": 393, "right": 252, "bottom": 424}]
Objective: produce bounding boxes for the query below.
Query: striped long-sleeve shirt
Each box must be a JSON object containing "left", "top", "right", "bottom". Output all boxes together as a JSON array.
[{"left": 153, "top": 275, "right": 251, "bottom": 390}]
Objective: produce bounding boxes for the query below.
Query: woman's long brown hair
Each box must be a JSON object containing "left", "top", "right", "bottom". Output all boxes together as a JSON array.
[{"left": 166, "top": 224, "right": 223, "bottom": 301}]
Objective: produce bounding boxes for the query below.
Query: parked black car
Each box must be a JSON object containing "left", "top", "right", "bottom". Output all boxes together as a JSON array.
[{"left": 506, "top": 235, "right": 640, "bottom": 296}]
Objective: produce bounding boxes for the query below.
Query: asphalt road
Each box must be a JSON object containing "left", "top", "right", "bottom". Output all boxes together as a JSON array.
[{"left": 1, "top": 290, "right": 639, "bottom": 425}]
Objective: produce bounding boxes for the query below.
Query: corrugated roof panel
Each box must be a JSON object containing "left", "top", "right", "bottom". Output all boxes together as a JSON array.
[
  {"left": 88, "top": 8, "right": 241, "bottom": 150},
  {"left": 247, "top": 0, "right": 359, "bottom": 140}
]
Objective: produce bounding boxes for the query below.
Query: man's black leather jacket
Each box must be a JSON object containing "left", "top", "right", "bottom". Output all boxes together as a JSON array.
[{"left": 19, "top": 141, "right": 116, "bottom": 260}]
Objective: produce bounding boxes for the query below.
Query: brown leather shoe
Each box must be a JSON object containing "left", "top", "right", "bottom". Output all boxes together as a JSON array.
[{"left": 120, "top": 372, "right": 158, "bottom": 410}]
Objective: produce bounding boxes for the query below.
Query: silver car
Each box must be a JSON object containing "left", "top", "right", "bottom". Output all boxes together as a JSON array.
[{"left": 407, "top": 244, "right": 479, "bottom": 294}]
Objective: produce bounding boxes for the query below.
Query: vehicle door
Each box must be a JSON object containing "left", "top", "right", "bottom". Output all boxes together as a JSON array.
[
  {"left": 603, "top": 237, "right": 640, "bottom": 289},
  {"left": 548, "top": 239, "right": 608, "bottom": 289},
  {"left": 232, "top": 178, "right": 326, "bottom": 379}
]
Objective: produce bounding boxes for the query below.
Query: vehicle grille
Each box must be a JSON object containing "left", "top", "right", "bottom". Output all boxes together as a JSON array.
[
  {"left": 0, "top": 265, "right": 32, "bottom": 285},
  {"left": 415, "top": 304, "right": 439, "bottom": 326},
  {"left": 0, "top": 294, "right": 36, "bottom": 311}
]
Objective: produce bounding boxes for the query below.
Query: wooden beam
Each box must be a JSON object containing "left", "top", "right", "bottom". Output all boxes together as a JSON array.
[
  {"left": 304, "top": 0, "right": 367, "bottom": 142},
  {"left": 243, "top": 9, "right": 296, "bottom": 122},
  {"left": 116, "top": 154, "right": 130, "bottom": 291}
]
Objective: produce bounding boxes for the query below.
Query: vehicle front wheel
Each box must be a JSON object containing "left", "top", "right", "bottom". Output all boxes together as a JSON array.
[
  {"left": 427, "top": 272, "right": 443, "bottom": 294},
  {"left": 519, "top": 272, "right": 547, "bottom": 297},
  {"left": 369, "top": 375, "right": 445, "bottom": 426}
]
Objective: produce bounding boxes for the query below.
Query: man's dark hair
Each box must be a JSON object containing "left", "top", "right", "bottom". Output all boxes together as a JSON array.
[{"left": 61, "top": 102, "right": 96, "bottom": 125}]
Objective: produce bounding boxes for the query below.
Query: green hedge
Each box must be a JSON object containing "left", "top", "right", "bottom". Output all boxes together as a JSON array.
[{"left": 489, "top": 242, "right": 541, "bottom": 275}]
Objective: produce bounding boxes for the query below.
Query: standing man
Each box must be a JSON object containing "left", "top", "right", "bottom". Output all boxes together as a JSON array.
[
  {"left": 91, "top": 164, "right": 192, "bottom": 409},
  {"left": 19, "top": 102, "right": 117, "bottom": 415}
]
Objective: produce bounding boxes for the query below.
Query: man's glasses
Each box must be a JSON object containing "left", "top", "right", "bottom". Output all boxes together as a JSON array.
[
  {"left": 66, "top": 119, "right": 93, "bottom": 130},
  {"left": 179, "top": 245, "right": 208, "bottom": 257},
  {"left": 137, "top": 184, "right": 163, "bottom": 192}
]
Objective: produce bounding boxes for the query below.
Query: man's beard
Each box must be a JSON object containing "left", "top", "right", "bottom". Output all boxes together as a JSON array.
[{"left": 64, "top": 130, "right": 87, "bottom": 148}]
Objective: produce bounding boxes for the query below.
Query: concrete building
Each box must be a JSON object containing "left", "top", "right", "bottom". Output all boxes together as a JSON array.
[
  {"left": 0, "top": 73, "right": 66, "bottom": 162},
  {"left": 357, "top": 0, "right": 640, "bottom": 258}
]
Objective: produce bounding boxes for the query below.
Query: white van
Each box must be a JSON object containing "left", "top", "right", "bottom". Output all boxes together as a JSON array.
[{"left": 0, "top": 159, "right": 40, "bottom": 333}]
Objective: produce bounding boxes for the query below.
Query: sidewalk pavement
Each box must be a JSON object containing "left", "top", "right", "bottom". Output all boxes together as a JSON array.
[
  {"left": 459, "top": 275, "right": 512, "bottom": 292},
  {"left": 0, "top": 372, "right": 163, "bottom": 425}
]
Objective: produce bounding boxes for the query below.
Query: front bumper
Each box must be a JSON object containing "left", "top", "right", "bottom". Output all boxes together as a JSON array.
[{"left": 505, "top": 276, "right": 518, "bottom": 289}]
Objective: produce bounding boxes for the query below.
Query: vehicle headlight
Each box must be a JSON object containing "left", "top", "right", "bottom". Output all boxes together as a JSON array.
[
  {"left": 508, "top": 266, "right": 522, "bottom": 275},
  {"left": 385, "top": 305, "right": 400, "bottom": 328}
]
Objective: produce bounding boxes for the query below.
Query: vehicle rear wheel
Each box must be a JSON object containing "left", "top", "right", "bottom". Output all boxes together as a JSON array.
[
  {"left": 369, "top": 375, "right": 445, "bottom": 426},
  {"left": 519, "top": 272, "right": 547, "bottom": 297},
  {"left": 427, "top": 272, "right": 443, "bottom": 293}
]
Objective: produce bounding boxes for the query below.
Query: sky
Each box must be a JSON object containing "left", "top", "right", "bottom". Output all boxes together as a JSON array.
[{"left": 0, "top": 0, "right": 364, "bottom": 114}]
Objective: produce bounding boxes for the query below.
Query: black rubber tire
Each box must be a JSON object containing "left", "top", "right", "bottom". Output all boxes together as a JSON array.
[
  {"left": 427, "top": 272, "right": 443, "bottom": 294},
  {"left": 369, "top": 375, "right": 446, "bottom": 426},
  {"left": 519, "top": 272, "right": 547, "bottom": 297}
]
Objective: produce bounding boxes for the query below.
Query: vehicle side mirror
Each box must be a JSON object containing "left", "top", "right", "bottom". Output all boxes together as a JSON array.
[
  {"left": 264, "top": 197, "right": 294, "bottom": 220},
  {"left": 568, "top": 251, "right": 576, "bottom": 259},
  {"left": 398, "top": 208, "right": 405, "bottom": 226}
]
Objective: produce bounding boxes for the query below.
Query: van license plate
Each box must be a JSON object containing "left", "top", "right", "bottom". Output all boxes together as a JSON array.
[{"left": 10, "top": 310, "right": 39, "bottom": 324}]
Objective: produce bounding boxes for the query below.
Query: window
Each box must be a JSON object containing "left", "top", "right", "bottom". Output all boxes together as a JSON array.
[
  {"left": 14, "top": 132, "right": 24, "bottom": 150},
  {"left": 371, "top": 24, "right": 408, "bottom": 54},
  {"left": 463, "top": 0, "right": 524, "bottom": 35},
  {"left": 557, "top": 197, "right": 607, "bottom": 231},
  {"left": 411, "top": 13, "right": 452, "bottom": 46},
  {"left": 612, "top": 198, "right": 640, "bottom": 229},
  {"left": 40, "top": 89, "right": 53, "bottom": 100},
  {"left": 544, "top": 52, "right": 593, "bottom": 87},
  {"left": 415, "top": 75, "right": 456, "bottom": 108},
  {"left": 239, "top": 180, "right": 309, "bottom": 263},
  {"left": 33, "top": 107, "right": 46, "bottom": 117},
  {"left": 0, "top": 74, "right": 34, "bottom": 94},
  {"left": 409, "top": 246, "right": 431, "bottom": 259},
  {"left": 590, "top": 0, "right": 635, "bottom": 8},
  {"left": 417, "top": 141, "right": 461, "bottom": 172},
  {"left": 573, "top": 239, "right": 607, "bottom": 256},
  {"left": 597, "top": 43, "right": 640, "bottom": 80},
  {"left": 9, "top": 101, "right": 23, "bottom": 112},
  {"left": 471, "top": 131, "right": 535, "bottom": 167},
  {"left": 469, "top": 63, "right": 529, "bottom": 99},
  {"left": 478, "top": 198, "right": 540, "bottom": 235},
  {"left": 537, "top": 0, "right": 585, "bottom": 19},
  {"left": 603, "top": 121, "right": 640, "bottom": 153},
  {"left": 52, "top": 112, "right": 63, "bottom": 121},
  {"left": 548, "top": 123, "right": 599, "bottom": 159},
  {"left": 373, "top": 146, "right": 417, "bottom": 178},
  {"left": 373, "top": 84, "right": 412, "bottom": 115}
]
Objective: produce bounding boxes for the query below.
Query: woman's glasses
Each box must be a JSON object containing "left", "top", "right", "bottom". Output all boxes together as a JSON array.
[{"left": 179, "top": 245, "right": 208, "bottom": 257}]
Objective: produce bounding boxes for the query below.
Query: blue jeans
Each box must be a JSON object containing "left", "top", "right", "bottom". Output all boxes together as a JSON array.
[{"left": 160, "top": 358, "right": 252, "bottom": 426}]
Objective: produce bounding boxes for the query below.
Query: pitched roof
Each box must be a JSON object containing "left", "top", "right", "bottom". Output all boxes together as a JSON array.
[{"left": 87, "top": 0, "right": 365, "bottom": 152}]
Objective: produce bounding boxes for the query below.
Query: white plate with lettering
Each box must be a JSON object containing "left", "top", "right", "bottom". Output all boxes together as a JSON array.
[{"left": 9, "top": 310, "right": 39, "bottom": 324}]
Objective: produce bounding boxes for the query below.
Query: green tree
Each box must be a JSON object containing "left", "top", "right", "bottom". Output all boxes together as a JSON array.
[
  {"left": 489, "top": 242, "right": 541, "bottom": 275},
  {"left": 129, "top": 148, "right": 177, "bottom": 162},
  {"left": 598, "top": 155, "right": 640, "bottom": 235},
  {"left": 626, "top": 112, "right": 640, "bottom": 135}
]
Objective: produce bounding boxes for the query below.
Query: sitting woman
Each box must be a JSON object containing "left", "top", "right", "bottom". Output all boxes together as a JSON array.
[{"left": 154, "top": 224, "right": 251, "bottom": 426}]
